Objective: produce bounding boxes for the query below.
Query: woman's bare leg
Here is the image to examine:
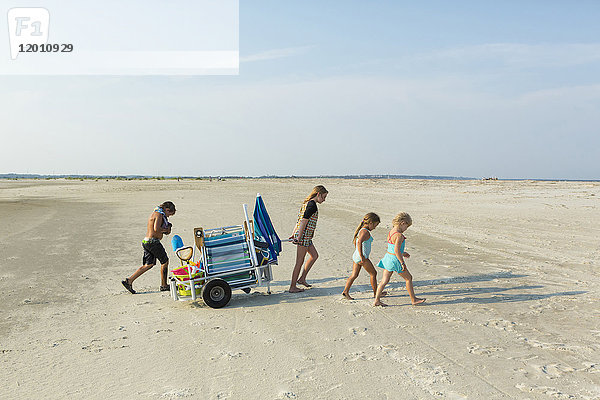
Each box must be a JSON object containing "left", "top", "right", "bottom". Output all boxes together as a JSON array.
[
  {"left": 290, "top": 245, "right": 308, "bottom": 292},
  {"left": 342, "top": 262, "right": 361, "bottom": 300},
  {"left": 297, "top": 244, "right": 318, "bottom": 287}
]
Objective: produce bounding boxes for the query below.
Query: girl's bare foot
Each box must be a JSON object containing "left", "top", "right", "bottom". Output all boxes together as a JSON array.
[
  {"left": 373, "top": 301, "right": 388, "bottom": 307},
  {"left": 289, "top": 286, "right": 305, "bottom": 293},
  {"left": 342, "top": 292, "right": 354, "bottom": 300},
  {"left": 412, "top": 298, "right": 426, "bottom": 305},
  {"left": 297, "top": 279, "right": 312, "bottom": 288}
]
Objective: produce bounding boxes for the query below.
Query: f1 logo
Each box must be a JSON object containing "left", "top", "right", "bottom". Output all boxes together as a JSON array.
[{"left": 7, "top": 8, "right": 50, "bottom": 60}]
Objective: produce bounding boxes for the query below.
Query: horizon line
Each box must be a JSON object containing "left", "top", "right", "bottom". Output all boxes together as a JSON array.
[{"left": 1, "top": 173, "right": 598, "bottom": 182}]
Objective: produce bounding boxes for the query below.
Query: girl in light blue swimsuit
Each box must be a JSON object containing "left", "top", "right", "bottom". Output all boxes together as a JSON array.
[
  {"left": 342, "top": 213, "right": 381, "bottom": 300},
  {"left": 375, "top": 212, "right": 425, "bottom": 306}
]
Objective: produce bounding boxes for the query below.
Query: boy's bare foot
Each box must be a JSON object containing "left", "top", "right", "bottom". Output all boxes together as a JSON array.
[
  {"left": 297, "top": 279, "right": 312, "bottom": 288},
  {"left": 342, "top": 292, "right": 354, "bottom": 300},
  {"left": 412, "top": 298, "right": 426, "bottom": 305},
  {"left": 289, "top": 286, "right": 305, "bottom": 293},
  {"left": 373, "top": 301, "right": 388, "bottom": 307}
]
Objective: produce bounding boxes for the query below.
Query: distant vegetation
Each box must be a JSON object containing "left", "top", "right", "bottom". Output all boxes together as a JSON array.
[{"left": 0, "top": 173, "right": 475, "bottom": 181}]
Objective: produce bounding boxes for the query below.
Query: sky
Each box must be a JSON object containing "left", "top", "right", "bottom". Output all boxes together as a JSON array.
[{"left": 1, "top": 0, "right": 599, "bottom": 180}]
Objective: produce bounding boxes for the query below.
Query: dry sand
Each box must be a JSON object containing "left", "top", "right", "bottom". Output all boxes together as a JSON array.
[{"left": 1, "top": 178, "right": 599, "bottom": 399}]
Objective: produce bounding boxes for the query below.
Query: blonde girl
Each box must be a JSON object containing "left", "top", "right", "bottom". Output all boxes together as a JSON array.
[
  {"left": 342, "top": 213, "right": 381, "bottom": 300},
  {"left": 289, "top": 185, "right": 328, "bottom": 293},
  {"left": 374, "top": 212, "right": 425, "bottom": 306}
]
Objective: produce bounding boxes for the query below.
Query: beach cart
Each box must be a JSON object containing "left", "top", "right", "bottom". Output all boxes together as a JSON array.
[{"left": 169, "top": 194, "right": 282, "bottom": 308}]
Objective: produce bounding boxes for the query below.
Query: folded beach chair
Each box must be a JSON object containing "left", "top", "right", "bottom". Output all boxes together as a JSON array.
[{"left": 201, "top": 225, "right": 257, "bottom": 288}]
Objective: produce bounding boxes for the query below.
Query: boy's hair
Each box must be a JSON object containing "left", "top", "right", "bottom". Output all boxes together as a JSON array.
[
  {"left": 159, "top": 201, "right": 176, "bottom": 212},
  {"left": 303, "top": 185, "right": 328, "bottom": 203},
  {"left": 392, "top": 212, "right": 412, "bottom": 227},
  {"left": 353, "top": 212, "right": 380, "bottom": 245}
]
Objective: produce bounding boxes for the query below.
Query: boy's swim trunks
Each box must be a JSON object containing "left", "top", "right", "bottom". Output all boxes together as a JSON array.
[{"left": 142, "top": 237, "right": 168, "bottom": 265}]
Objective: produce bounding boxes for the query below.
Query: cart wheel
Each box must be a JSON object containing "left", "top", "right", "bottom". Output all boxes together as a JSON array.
[
  {"left": 242, "top": 288, "right": 251, "bottom": 294},
  {"left": 201, "top": 279, "right": 232, "bottom": 308}
]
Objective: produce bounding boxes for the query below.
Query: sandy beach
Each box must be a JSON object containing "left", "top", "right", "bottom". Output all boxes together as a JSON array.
[{"left": 1, "top": 178, "right": 599, "bottom": 399}]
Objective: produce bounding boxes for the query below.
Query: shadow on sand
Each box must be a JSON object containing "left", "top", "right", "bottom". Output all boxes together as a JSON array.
[
  {"left": 202, "top": 286, "right": 339, "bottom": 310},
  {"left": 185, "top": 271, "right": 587, "bottom": 309},
  {"left": 380, "top": 271, "right": 586, "bottom": 306},
  {"left": 268, "top": 276, "right": 346, "bottom": 287},
  {"left": 414, "top": 271, "right": 528, "bottom": 287}
]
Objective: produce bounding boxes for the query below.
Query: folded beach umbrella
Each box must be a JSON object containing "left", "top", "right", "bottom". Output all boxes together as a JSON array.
[{"left": 253, "top": 194, "right": 281, "bottom": 262}]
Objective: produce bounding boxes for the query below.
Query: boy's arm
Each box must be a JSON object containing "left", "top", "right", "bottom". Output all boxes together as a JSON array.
[
  {"left": 152, "top": 213, "right": 161, "bottom": 233},
  {"left": 153, "top": 213, "right": 170, "bottom": 234}
]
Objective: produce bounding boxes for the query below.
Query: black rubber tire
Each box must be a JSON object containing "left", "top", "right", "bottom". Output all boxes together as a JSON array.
[{"left": 201, "top": 279, "right": 232, "bottom": 308}]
